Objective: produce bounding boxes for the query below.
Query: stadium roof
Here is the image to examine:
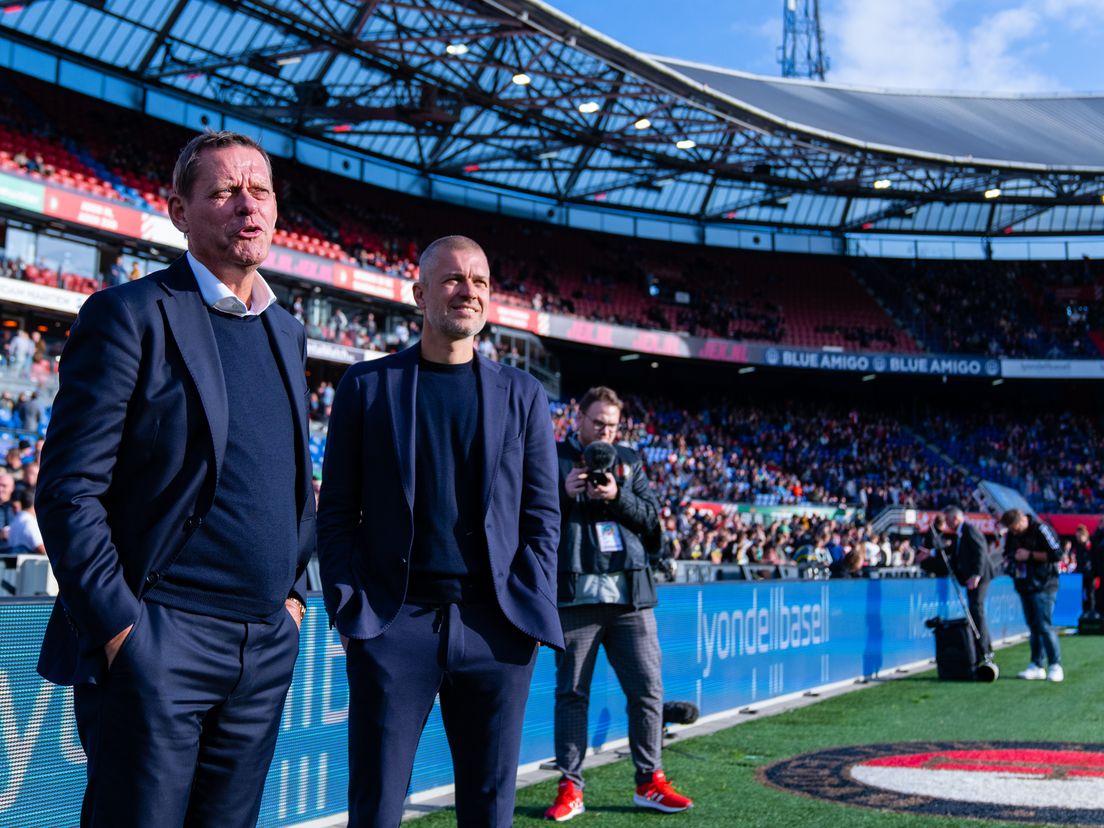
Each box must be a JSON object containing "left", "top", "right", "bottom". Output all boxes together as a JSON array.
[
  {"left": 3, "top": 0, "right": 1104, "bottom": 236},
  {"left": 659, "top": 57, "right": 1104, "bottom": 172}
]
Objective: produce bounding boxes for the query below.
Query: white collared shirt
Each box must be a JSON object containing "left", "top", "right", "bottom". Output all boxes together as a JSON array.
[{"left": 187, "top": 252, "right": 277, "bottom": 317}]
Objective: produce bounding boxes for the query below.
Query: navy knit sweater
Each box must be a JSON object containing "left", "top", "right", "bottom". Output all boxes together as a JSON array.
[
  {"left": 148, "top": 309, "right": 298, "bottom": 621},
  {"left": 410, "top": 358, "right": 487, "bottom": 578}
]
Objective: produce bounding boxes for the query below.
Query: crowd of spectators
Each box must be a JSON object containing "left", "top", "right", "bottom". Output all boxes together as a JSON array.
[
  {"left": 0, "top": 434, "right": 45, "bottom": 557},
  {"left": 861, "top": 258, "right": 1102, "bottom": 358},
  {"left": 654, "top": 505, "right": 916, "bottom": 574},
  {"left": 550, "top": 396, "right": 974, "bottom": 512},
  {"left": 925, "top": 410, "right": 1104, "bottom": 512},
  {"left": 543, "top": 392, "right": 1104, "bottom": 560}
]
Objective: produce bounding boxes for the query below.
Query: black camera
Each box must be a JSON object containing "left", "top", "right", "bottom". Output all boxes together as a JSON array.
[{"left": 582, "top": 441, "right": 617, "bottom": 488}]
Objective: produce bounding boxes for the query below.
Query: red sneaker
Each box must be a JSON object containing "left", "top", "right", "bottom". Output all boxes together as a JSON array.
[
  {"left": 633, "top": 770, "right": 693, "bottom": 813},
  {"left": 545, "top": 778, "right": 585, "bottom": 822}
]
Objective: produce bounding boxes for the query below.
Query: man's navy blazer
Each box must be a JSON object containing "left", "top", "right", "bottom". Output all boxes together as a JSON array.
[
  {"left": 36, "top": 256, "right": 316, "bottom": 686},
  {"left": 316, "top": 343, "right": 564, "bottom": 649}
]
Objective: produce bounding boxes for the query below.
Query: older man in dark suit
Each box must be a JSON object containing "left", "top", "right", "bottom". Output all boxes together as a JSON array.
[
  {"left": 318, "top": 235, "right": 562, "bottom": 827},
  {"left": 943, "top": 505, "right": 994, "bottom": 663},
  {"left": 36, "top": 131, "right": 315, "bottom": 828}
]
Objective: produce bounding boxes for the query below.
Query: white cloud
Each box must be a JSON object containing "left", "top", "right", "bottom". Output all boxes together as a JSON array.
[{"left": 825, "top": 0, "right": 1099, "bottom": 93}]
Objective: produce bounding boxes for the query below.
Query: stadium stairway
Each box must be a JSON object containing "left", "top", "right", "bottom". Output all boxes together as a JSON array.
[
  {"left": 900, "top": 424, "right": 978, "bottom": 492},
  {"left": 850, "top": 264, "right": 922, "bottom": 353}
]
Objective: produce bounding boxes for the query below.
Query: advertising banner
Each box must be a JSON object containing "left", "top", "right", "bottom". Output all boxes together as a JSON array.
[
  {"left": 305, "top": 340, "right": 386, "bottom": 365},
  {"left": 0, "top": 174, "right": 44, "bottom": 213},
  {"left": 486, "top": 303, "right": 542, "bottom": 335},
  {"left": 1000, "top": 359, "right": 1104, "bottom": 380},
  {"left": 0, "top": 578, "right": 1078, "bottom": 827},
  {"left": 0, "top": 277, "right": 87, "bottom": 315},
  {"left": 754, "top": 346, "right": 1002, "bottom": 378},
  {"left": 688, "top": 500, "right": 853, "bottom": 522},
  {"left": 911, "top": 510, "right": 997, "bottom": 535},
  {"left": 42, "top": 188, "right": 143, "bottom": 237},
  {"left": 332, "top": 264, "right": 397, "bottom": 300},
  {"left": 139, "top": 212, "right": 184, "bottom": 249}
]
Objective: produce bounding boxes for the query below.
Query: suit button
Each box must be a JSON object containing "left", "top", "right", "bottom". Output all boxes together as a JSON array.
[
  {"left": 184, "top": 515, "right": 205, "bottom": 532},
  {"left": 145, "top": 572, "right": 160, "bottom": 586},
  {"left": 399, "top": 557, "right": 407, "bottom": 566}
]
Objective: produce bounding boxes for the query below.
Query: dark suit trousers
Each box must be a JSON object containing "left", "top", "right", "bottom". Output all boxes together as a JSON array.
[
  {"left": 345, "top": 601, "right": 537, "bottom": 828},
  {"left": 966, "top": 578, "right": 992, "bottom": 659},
  {"left": 73, "top": 601, "right": 299, "bottom": 828}
]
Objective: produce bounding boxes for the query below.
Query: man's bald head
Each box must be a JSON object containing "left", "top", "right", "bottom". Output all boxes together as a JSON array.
[{"left": 418, "top": 235, "right": 486, "bottom": 279}]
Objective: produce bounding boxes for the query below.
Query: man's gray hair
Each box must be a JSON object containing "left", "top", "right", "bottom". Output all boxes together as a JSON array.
[
  {"left": 942, "top": 505, "right": 965, "bottom": 520},
  {"left": 172, "top": 130, "right": 272, "bottom": 200}
]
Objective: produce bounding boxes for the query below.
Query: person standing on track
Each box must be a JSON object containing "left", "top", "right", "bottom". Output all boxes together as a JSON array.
[
  {"left": 942, "top": 506, "right": 995, "bottom": 667},
  {"left": 545, "top": 386, "right": 693, "bottom": 822},
  {"left": 1000, "top": 508, "right": 1064, "bottom": 682}
]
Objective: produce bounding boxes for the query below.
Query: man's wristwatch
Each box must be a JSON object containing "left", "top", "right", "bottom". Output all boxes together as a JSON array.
[{"left": 286, "top": 596, "right": 306, "bottom": 622}]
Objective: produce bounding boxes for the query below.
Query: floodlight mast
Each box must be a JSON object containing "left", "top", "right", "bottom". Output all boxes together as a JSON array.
[{"left": 779, "top": 0, "right": 829, "bottom": 81}]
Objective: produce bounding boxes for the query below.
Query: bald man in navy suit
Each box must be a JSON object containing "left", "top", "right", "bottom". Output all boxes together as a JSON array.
[{"left": 318, "top": 235, "right": 563, "bottom": 827}]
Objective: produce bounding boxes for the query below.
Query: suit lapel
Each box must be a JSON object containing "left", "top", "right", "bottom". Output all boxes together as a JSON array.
[
  {"left": 476, "top": 354, "right": 509, "bottom": 518},
  {"left": 158, "top": 257, "right": 229, "bottom": 479},
  {"left": 386, "top": 344, "right": 419, "bottom": 512},
  {"left": 263, "top": 309, "right": 309, "bottom": 514}
]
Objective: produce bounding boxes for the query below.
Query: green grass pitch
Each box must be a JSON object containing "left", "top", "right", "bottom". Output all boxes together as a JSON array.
[{"left": 411, "top": 636, "right": 1104, "bottom": 827}]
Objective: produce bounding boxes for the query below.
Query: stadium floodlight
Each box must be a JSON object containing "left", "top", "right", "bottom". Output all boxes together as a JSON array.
[
  {"left": 445, "top": 43, "right": 469, "bottom": 56},
  {"left": 537, "top": 150, "right": 559, "bottom": 160},
  {"left": 578, "top": 101, "right": 601, "bottom": 114},
  {"left": 984, "top": 188, "right": 1002, "bottom": 199},
  {"left": 675, "top": 139, "right": 696, "bottom": 150},
  {"left": 861, "top": 374, "right": 876, "bottom": 382},
  {"left": 512, "top": 73, "right": 532, "bottom": 85},
  {"left": 275, "top": 56, "right": 302, "bottom": 67},
  {"left": 738, "top": 366, "right": 755, "bottom": 374},
  {"left": 634, "top": 118, "right": 652, "bottom": 130},
  {"left": 873, "top": 179, "right": 891, "bottom": 189}
]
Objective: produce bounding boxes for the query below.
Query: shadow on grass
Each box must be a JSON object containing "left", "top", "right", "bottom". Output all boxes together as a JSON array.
[{"left": 516, "top": 803, "right": 676, "bottom": 819}]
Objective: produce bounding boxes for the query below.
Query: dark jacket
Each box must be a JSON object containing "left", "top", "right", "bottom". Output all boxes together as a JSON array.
[
  {"left": 950, "top": 521, "right": 994, "bottom": 587},
  {"left": 555, "top": 435, "right": 660, "bottom": 608},
  {"left": 1006, "top": 517, "right": 1061, "bottom": 594},
  {"left": 36, "top": 257, "right": 316, "bottom": 686},
  {"left": 317, "top": 343, "right": 564, "bottom": 649}
]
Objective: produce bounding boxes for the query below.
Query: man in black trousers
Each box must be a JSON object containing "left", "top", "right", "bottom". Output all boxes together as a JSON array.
[
  {"left": 318, "top": 235, "right": 563, "bottom": 827},
  {"left": 36, "top": 131, "right": 315, "bottom": 827},
  {"left": 943, "top": 505, "right": 995, "bottom": 664}
]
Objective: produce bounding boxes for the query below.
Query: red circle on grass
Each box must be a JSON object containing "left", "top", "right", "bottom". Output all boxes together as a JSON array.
[{"left": 760, "top": 742, "right": 1104, "bottom": 825}]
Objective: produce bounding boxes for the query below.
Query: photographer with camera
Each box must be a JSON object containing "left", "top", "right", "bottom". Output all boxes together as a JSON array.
[
  {"left": 1000, "top": 508, "right": 1064, "bottom": 682},
  {"left": 545, "top": 387, "right": 693, "bottom": 821}
]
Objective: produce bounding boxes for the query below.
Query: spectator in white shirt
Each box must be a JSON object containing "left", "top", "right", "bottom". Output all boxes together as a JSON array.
[{"left": 9, "top": 488, "right": 44, "bottom": 554}]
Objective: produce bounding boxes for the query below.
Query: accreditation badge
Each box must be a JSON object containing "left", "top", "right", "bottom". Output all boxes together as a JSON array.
[{"left": 596, "top": 521, "right": 625, "bottom": 553}]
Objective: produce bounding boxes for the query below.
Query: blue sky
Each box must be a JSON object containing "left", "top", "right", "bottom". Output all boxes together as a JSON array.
[{"left": 549, "top": 0, "right": 1104, "bottom": 93}]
